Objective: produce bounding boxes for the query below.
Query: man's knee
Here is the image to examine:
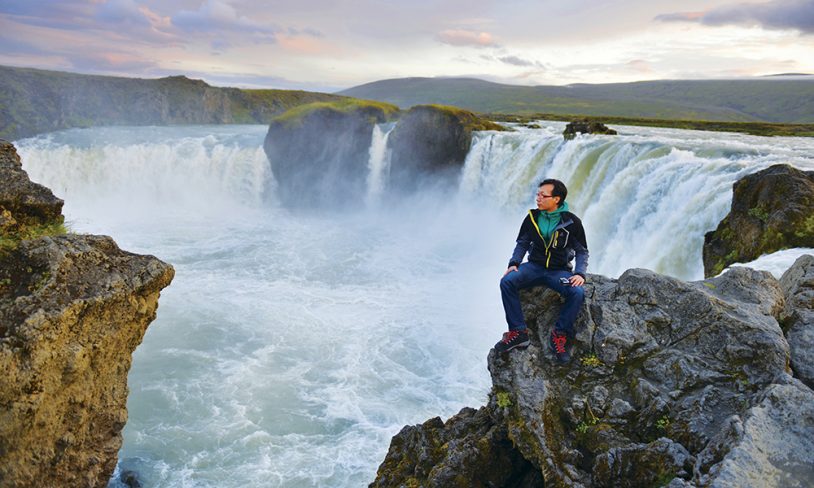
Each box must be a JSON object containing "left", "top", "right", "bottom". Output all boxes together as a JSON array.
[
  {"left": 500, "top": 273, "right": 517, "bottom": 291},
  {"left": 566, "top": 284, "right": 585, "bottom": 300}
]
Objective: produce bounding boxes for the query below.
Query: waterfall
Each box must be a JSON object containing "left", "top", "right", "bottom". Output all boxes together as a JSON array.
[
  {"left": 365, "top": 123, "right": 395, "bottom": 205},
  {"left": 460, "top": 123, "right": 814, "bottom": 279}
]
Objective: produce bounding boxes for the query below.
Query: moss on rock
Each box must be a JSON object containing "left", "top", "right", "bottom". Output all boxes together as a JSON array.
[{"left": 703, "top": 164, "right": 814, "bottom": 277}]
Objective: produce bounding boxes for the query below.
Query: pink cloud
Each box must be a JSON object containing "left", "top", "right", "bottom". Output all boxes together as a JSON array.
[{"left": 437, "top": 29, "right": 497, "bottom": 48}]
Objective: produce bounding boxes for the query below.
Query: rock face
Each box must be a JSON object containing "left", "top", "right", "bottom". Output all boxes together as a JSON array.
[
  {"left": 780, "top": 255, "right": 814, "bottom": 389},
  {"left": 0, "top": 140, "right": 63, "bottom": 236},
  {"left": 703, "top": 164, "right": 814, "bottom": 277},
  {"left": 0, "top": 142, "right": 174, "bottom": 487},
  {"left": 387, "top": 105, "right": 504, "bottom": 193},
  {"left": 0, "top": 65, "right": 342, "bottom": 140},
  {"left": 263, "top": 100, "right": 398, "bottom": 208},
  {"left": 372, "top": 265, "right": 814, "bottom": 487},
  {"left": 370, "top": 406, "right": 541, "bottom": 488},
  {"left": 562, "top": 120, "right": 618, "bottom": 140}
]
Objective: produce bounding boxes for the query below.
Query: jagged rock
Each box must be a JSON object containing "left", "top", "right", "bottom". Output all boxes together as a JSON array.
[
  {"left": 698, "top": 378, "right": 814, "bottom": 487},
  {"left": 703, "top": 164, "right": 814, "bottom": 277},
  {"left": 373, "top": 264, "right": 814, "bottom": 487},
  {"left": 487, "top": 267, "right": 797, "bottom": 486},
  {"left": 263, "top": 100, "right": 399, "bottom": 208},
  {"left": 0, "top": 140, "right": 63, "bottom": 231},
  {"left": 387, "top": 105, "right": 504, "bottom": 193},
  {"left": 0, "top": 235, "right": 174, "bottom": 487},
  {"left": 780, "top": 254, "right": 814, "bottom": 389},
  {"left": 370, "top": 406, "right": 541, "bottom": 488},
  {"left": 562, "top": 120, "right": 617, "bottom": 140},
  {"left": 0, "top": 142, "right": 174, "bottom": 487}
]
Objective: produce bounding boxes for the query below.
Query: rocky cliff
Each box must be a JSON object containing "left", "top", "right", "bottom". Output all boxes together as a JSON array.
[
  {"left": 263, "top": 99, "right": 400, "bottom": 208},
  {"left": 703, "top": 164, "right": 814, "bottom": 277},
  {"left": 0, "top": 141, "right": 174, "bottom": 487},
  {"left": 371, "top": 260, "right": 814, "bottom": 487},
  {"left": 0, "top": 65, "right": 342, "bottom": 141}
]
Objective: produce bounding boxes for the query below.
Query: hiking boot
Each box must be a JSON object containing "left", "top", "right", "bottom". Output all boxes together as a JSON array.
[
  {"left": 549, "top": 330, "right": 570, "bottom": 363},
  {"left": 495, "top": 329, "right": 530, "bottom": 353}
]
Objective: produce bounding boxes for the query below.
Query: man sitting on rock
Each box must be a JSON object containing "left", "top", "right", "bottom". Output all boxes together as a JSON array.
[{"left": 495, "top": 179, "right": 588, "bottom": 363}]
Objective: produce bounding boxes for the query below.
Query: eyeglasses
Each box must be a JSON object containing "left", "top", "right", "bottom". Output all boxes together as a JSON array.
[{"left": 537, "top": 193, "right": 555, "bottom": 199}]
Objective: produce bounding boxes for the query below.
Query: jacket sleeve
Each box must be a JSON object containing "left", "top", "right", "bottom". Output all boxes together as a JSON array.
[
  {"left": 571, "top": 218, "right": 589, "bottom": 277},
  {"left": 508, "top": 214, "right": 532, "bottom": 268}
]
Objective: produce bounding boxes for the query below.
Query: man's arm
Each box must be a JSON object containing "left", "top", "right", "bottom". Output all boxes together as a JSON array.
[
  {"left": 571, "top": 219, "right": 589, "bottom": 278},
  {"left": 508, "top": 214, "right": 532, "bottom": 268}
]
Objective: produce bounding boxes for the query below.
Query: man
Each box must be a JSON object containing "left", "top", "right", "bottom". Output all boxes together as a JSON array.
[{"left": 495, "top": 178, "right": 589, "bottom": 363}]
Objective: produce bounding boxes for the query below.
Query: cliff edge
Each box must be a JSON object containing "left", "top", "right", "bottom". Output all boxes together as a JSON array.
[
  {"left": 0, "top": 141, "right": 174, "bottom": 487},
  {"left": 372, "top": 261, "right": 814, "bottom": 487}
]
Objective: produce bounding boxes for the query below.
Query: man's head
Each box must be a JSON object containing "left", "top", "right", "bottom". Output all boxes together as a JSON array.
[{"left": 536, "top": 179, "right": 568, "bottom": 211}]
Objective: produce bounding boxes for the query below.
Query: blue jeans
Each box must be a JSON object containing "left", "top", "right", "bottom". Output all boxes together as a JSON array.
[{"left": 500, "top": 262, "right": 584, "bottom": 336}]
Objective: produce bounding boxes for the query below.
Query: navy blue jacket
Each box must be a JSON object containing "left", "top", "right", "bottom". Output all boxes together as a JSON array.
[{"left": 508, "top": 209, "right": 589, "bottom": 277}]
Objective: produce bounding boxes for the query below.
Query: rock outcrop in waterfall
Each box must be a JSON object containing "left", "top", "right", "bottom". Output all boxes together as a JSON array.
[
  {"left": 703, "top": 164, "right": 814, "bottom": 277},
  {"left": 263, "top": 102, "right": 505, "bottom": 206},
  {"left": 0, "top": 141, "right": 174, "bottom": 487},
  {"left": 263, "top": 100, "right": 399, "bottom": 208},
  {"left": 371, "top": 260, "right": 814, "bottom": 487},
  {"left": 386, "top": 105, "right": 505, "bottom": 192}
]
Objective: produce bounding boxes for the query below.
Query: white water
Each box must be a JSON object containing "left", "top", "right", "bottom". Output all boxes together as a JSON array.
[{"left": 14, "top": 122, "right": 814, "bottom": 487}]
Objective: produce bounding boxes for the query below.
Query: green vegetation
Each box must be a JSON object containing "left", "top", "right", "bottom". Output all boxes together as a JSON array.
[
  {"left": 0, "top": 220, "right": 68, "bottom": 255},
  {"left": 271, "top": 98, "right": 400, "bottom": 127},
  {"left": 489, "top": 112, "right": 814, "bottom": 137},
  {"left": 341, "top": 76, "right": 814, "bottom": 125},
  {"left": 655, "top": 415, "right": 671, "bottom": 431},
  {"left": 0, "top": 65, "right": 344, "bottom": 140},
  {"left": 747, "top": 206, "right": 770, "bottom": 222},
  {"left": 579, "top": 353, "right": 602, "bottom": 368},
  {"left": 495, "top": 390, "right": 513, "bottom": 408},
  {"left": 422, "top": 104, "right": 506, "bottom": 131}
]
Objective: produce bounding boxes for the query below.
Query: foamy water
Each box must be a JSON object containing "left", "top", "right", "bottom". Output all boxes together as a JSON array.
[{"left": 14, "top": 122, "right": 814, "bottom": 487}]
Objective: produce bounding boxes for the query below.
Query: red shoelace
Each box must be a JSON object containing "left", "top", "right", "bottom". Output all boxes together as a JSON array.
[
  {"left": 501, "top": 330, "right": 521, "bottom": 343},
  {"left": 551, "top": 332, "right": 567, "bottom": 354}
]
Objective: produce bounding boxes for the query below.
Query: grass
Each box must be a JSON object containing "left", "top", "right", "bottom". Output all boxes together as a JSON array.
[
  {"left": 271, "top": 98, "right": 400, "bottom": 127},
  {"left": 0, "top": 220, "right": 68, "bottom": 255}
]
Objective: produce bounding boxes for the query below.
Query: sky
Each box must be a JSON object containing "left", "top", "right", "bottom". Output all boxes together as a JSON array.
[{"left": 0, "top": 0, "right": 813, "bottom": 92}]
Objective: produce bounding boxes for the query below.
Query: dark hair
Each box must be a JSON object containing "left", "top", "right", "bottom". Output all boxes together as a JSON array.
[{"left": 539, "top": 179, "right": 568, "bottom": 207}]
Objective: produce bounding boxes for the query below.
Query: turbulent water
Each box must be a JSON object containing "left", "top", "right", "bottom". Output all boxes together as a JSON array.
[{"left": 14, "top": 122, "right": 814, "bottom": 487}]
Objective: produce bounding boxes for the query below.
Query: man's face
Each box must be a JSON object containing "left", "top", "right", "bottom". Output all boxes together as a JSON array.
[{"left": 536, "top": 184, "right": 560, "bottom": 212}]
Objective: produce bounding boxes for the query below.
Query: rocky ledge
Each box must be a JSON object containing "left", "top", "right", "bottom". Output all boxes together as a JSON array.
[
  {"left": 371, "top": 258, "right": 814, "bottom": 487},
  {"left": 0, "top": 141, "right": 174, "bottom": 487}
]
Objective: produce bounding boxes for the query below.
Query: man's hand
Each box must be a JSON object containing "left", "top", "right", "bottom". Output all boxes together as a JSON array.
[
  {"left": 569, "top": 274, "right": 585, "bottom": 287},
  {"left": 503, "top": 265, "right": 518, "bottom": 277}
]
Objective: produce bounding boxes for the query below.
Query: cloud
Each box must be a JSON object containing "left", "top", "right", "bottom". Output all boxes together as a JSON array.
[
  {"left": 172, "top": 0, "right": 279, "bottom": 41},
  {"left": 437, "top": 29, "right": 498, "bottom": 47},
  {"left": 656, "top": 0, "right": 814, "bottom": 34},
  {"left": 498, "top": 55, "right": 542, "bottom": 67}
]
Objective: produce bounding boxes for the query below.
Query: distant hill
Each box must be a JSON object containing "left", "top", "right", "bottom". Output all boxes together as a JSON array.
[
  {"left": 340, "top": 77, "right": 814, "bottom": 123},
  {"left": 0, "top": 65, "right": 344, "bottom": 140}
]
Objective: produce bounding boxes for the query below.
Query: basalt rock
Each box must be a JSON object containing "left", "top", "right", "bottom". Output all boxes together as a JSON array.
[
  {"left": 703, "top": 164, "right": 814, "bottom": 277},
  {"left": 372, "top": 266, "right": 814, "bottom": 487},
  {"left": 369, "top": 406, "right": 541, "bottom": 488},
  {"left": 0, "top": 142, "right": 174, "bottom": 487},
  {"left": 780, "top": 254, "right": 814, "bottom": 389},
  {"left": 562, "top": 120, "right": 617, "bottom": 140},
  {"left": 263, "top": 100, "right": 399, "bottom": 208},
  {"left": 387, "top": 105, "right": 505, "bottom": 193}
]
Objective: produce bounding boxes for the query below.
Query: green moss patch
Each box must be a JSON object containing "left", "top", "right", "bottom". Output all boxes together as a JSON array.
[{"left": 272, "top": 98, "right": 400, "bottom": 127}]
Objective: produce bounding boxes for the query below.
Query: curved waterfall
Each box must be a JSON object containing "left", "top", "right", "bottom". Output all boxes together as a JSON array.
[{"left": 12, "top": 122, "right": 814, "bottom": 488}]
